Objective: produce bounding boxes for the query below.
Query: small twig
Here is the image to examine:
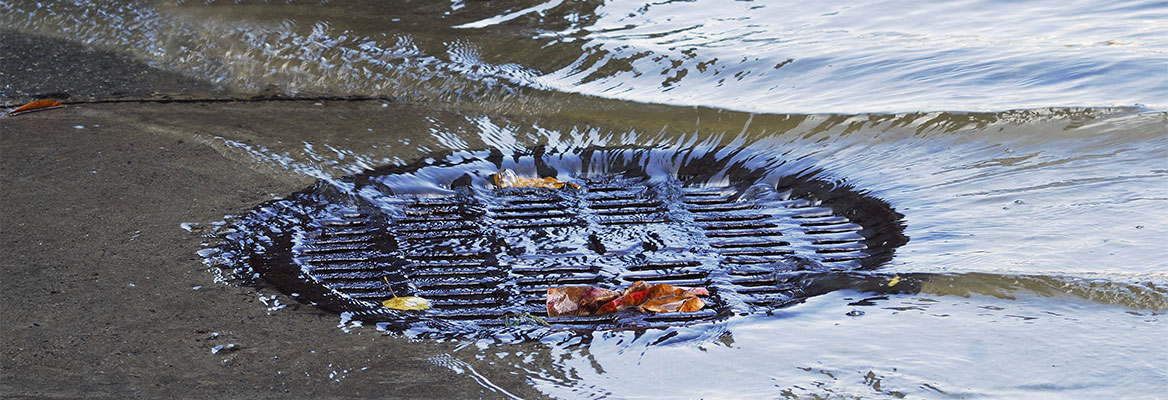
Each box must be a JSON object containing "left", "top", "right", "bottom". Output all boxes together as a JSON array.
[{"left": 381, "top": 276, "right": 398, "bottom": 298}]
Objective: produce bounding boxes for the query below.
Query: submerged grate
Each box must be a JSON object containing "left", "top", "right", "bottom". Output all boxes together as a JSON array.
[{"left": 215, "top": 147, "right": 907, "bottom": 332}]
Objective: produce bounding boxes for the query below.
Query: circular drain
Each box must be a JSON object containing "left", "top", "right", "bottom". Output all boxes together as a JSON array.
[{"left": 211, "top": 147, "right": 907, "bottom": 332}]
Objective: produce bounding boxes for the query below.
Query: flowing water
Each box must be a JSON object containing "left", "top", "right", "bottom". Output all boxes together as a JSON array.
[{"left": 4, "top": 0, "right": 1166, "bottom": 398}]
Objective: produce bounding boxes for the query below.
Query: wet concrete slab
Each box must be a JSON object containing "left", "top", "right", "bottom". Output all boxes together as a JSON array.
[
  {"left": 0, "top": 100, "right": 547, "bottom": 399},
  {"left": 0, "top": 30, "right": 539, "bottom": 399},
  {"left": 0, "top": 28, "right": 225, "bottom": 103}
]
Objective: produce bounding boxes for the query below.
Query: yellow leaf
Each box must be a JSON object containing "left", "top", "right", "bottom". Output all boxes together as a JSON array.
[
  {"left": 887, "top": 275, "right": 901, "bottom": 287},
  {"left": 382, "top": 296, "right": 432, "bottom": 311}
]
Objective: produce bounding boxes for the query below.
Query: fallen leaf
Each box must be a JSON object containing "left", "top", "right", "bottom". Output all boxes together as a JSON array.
[
  {"left": 380, "top": 276, "right": 431, "bottom": 310},
  {"left": 546, "top": 285, "right": 619, "bottom": 316},
  {"left": 8, "top": 99, "right": 65, "bottom": 116},
  {"left": 382, "top": 296, "right": 432, "bottom": 311},
  {"left": 493, "top": 169, "right": 581, "bottom": 189},
  {"left": 547, "top": 281, "right": 708, "bottom": 317}
]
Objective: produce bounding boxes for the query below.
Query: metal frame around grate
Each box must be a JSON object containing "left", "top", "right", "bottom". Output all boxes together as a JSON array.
[{"left": 216, "top": 148, "right": 907, "bottom": 332}]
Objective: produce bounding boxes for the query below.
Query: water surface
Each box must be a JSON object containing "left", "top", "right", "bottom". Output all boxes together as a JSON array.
[{"left": 3, "top": 0, "right": 1165, "bottom": 398}]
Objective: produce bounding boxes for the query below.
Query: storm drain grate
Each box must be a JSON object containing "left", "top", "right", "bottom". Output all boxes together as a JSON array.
[{"left": 215, "top": 147, "right": 907, "bottom": 331}]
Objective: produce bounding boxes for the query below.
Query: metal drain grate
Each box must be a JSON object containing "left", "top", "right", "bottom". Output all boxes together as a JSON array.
[{"left": 218, "top": 148, "right": 907, "bottom": 331}]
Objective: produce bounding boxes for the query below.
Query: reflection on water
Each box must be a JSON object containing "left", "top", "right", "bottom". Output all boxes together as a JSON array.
[
  {"left": 3, "top": 0, "right": 1166, "bottom": 112},
  {"left": 469, "top": 286, "right": 1164, "bottom": 399},
  {"left": 5, "top": 0, "right": 1166, "bottom": 398}
]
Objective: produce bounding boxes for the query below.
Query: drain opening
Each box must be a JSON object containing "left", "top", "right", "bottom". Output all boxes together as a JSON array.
[{"left": 211, "top": 147, "right": 908, "bottom": 332}]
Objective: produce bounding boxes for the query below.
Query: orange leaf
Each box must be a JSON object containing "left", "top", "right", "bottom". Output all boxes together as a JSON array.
[
  {"left": 493, "top": 169, "right": 581, "bottom": 190},
  {"left": 547, "top": 281, "right": 708, "bottom": 317},
  {"left": 8, "top": 99, "right": 64, "bottom": 115}
]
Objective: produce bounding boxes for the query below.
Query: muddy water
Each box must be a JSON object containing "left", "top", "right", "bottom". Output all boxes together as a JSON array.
[{"left": 3, "top": 0, "right": 1166, "bottom": 398}]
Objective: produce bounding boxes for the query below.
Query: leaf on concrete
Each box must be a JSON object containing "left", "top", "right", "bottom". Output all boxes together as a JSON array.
[
  {"left": 8, "top": 99, "right": 65, "bottom": 116},
  {"left": 547, "top": 281, "right": 708, "bottom": 317},
  {"left": 493, "top": 169, "right": 581, "bottom": 189}
]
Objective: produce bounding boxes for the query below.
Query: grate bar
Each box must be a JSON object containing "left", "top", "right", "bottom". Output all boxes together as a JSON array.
[
  {"left": 687, "top": 203, "right": 754, "bottom": 212},
  {"left": 589, "top": 200, "right": 663, "bottom": 210},
  {"left": 805, "top": 223, "right": 863, "bottom": 234},
  {"left": 492, "top": 211, "right": 572, "bottom": 219},
  {"left": 693, "top": 214, "right": 770, "bottom": 223}
]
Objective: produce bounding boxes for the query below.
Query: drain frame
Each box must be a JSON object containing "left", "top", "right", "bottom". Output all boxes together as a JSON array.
[{"left": 211, "top": 147, "right": 908, "bottom": 332}]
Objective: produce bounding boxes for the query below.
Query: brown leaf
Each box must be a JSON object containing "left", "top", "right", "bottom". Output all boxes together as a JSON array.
[
  {"left": 546, "top": 286, "right": 619, "bottom": 316},
  {"left": 546, "top": 281, "right": 708, "bottom": 317},
  {"left": 8, "top": 99, "right": 65, "bottom": 116}
]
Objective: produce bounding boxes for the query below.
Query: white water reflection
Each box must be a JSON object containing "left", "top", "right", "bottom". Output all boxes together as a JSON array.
[{"left": 4, "top": 0, "right": 1166, "bottom": 112}]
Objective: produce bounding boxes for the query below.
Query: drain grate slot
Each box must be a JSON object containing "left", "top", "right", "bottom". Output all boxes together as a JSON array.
[
  {"left": 500, "top": 220, "right": 577, "bottom": 229},
  {"left": 685, "top": 197, "right": 736, "bottom": 205},
  {"left": 322, "top": 228, "right": 380, "bottom": 237},
  {"left": 300, "top": 244, "right": 375, "bottom": 254},
  {"left": 805, "top": 223, "right": 863, "bottom": 234},
  {"left": 516, "top": 275, "right": 603, "bottom": 286},
  {"left": 710, "top": 240, "right": 790, "bottom": 249},
  {"left": 705, "top": 229, "right": 784, "bottom": 238},
  {"left": 622, "top": 271, "right": 709, "bottom": 282},
  {"left": 703, "top": 221, "right": 778, "bottom": 230},
  {"left": 599, "top": 217, "right": 669, "bottom": 225},
  {"left": 493, "top": 211, "right": 573, "bottom": 219}
]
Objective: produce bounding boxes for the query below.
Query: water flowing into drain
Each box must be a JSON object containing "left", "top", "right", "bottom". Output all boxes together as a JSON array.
[{"left": 210, "top": 147, "right": 907, "bottom": 334}]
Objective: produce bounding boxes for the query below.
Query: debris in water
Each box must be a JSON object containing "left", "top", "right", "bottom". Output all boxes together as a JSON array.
[
  {"left": 546, "top": 281, "right": 708, "bottom": 317},
  {"left": 503, "top": 312, "right": 549, "bottom": 327},
  {"left": 380, "top": 277, "right": 431, "bottom": 311},
  {"left": 492, "top": 169, "right": 580, "bottom": 189},
  {"left": 887, "top": 275, "right": 901, "bottom": 287}
]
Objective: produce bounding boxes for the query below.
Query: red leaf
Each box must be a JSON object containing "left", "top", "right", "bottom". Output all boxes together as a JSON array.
[{"left": 546, "top": 281, "right": 709, "bottom": 317}]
